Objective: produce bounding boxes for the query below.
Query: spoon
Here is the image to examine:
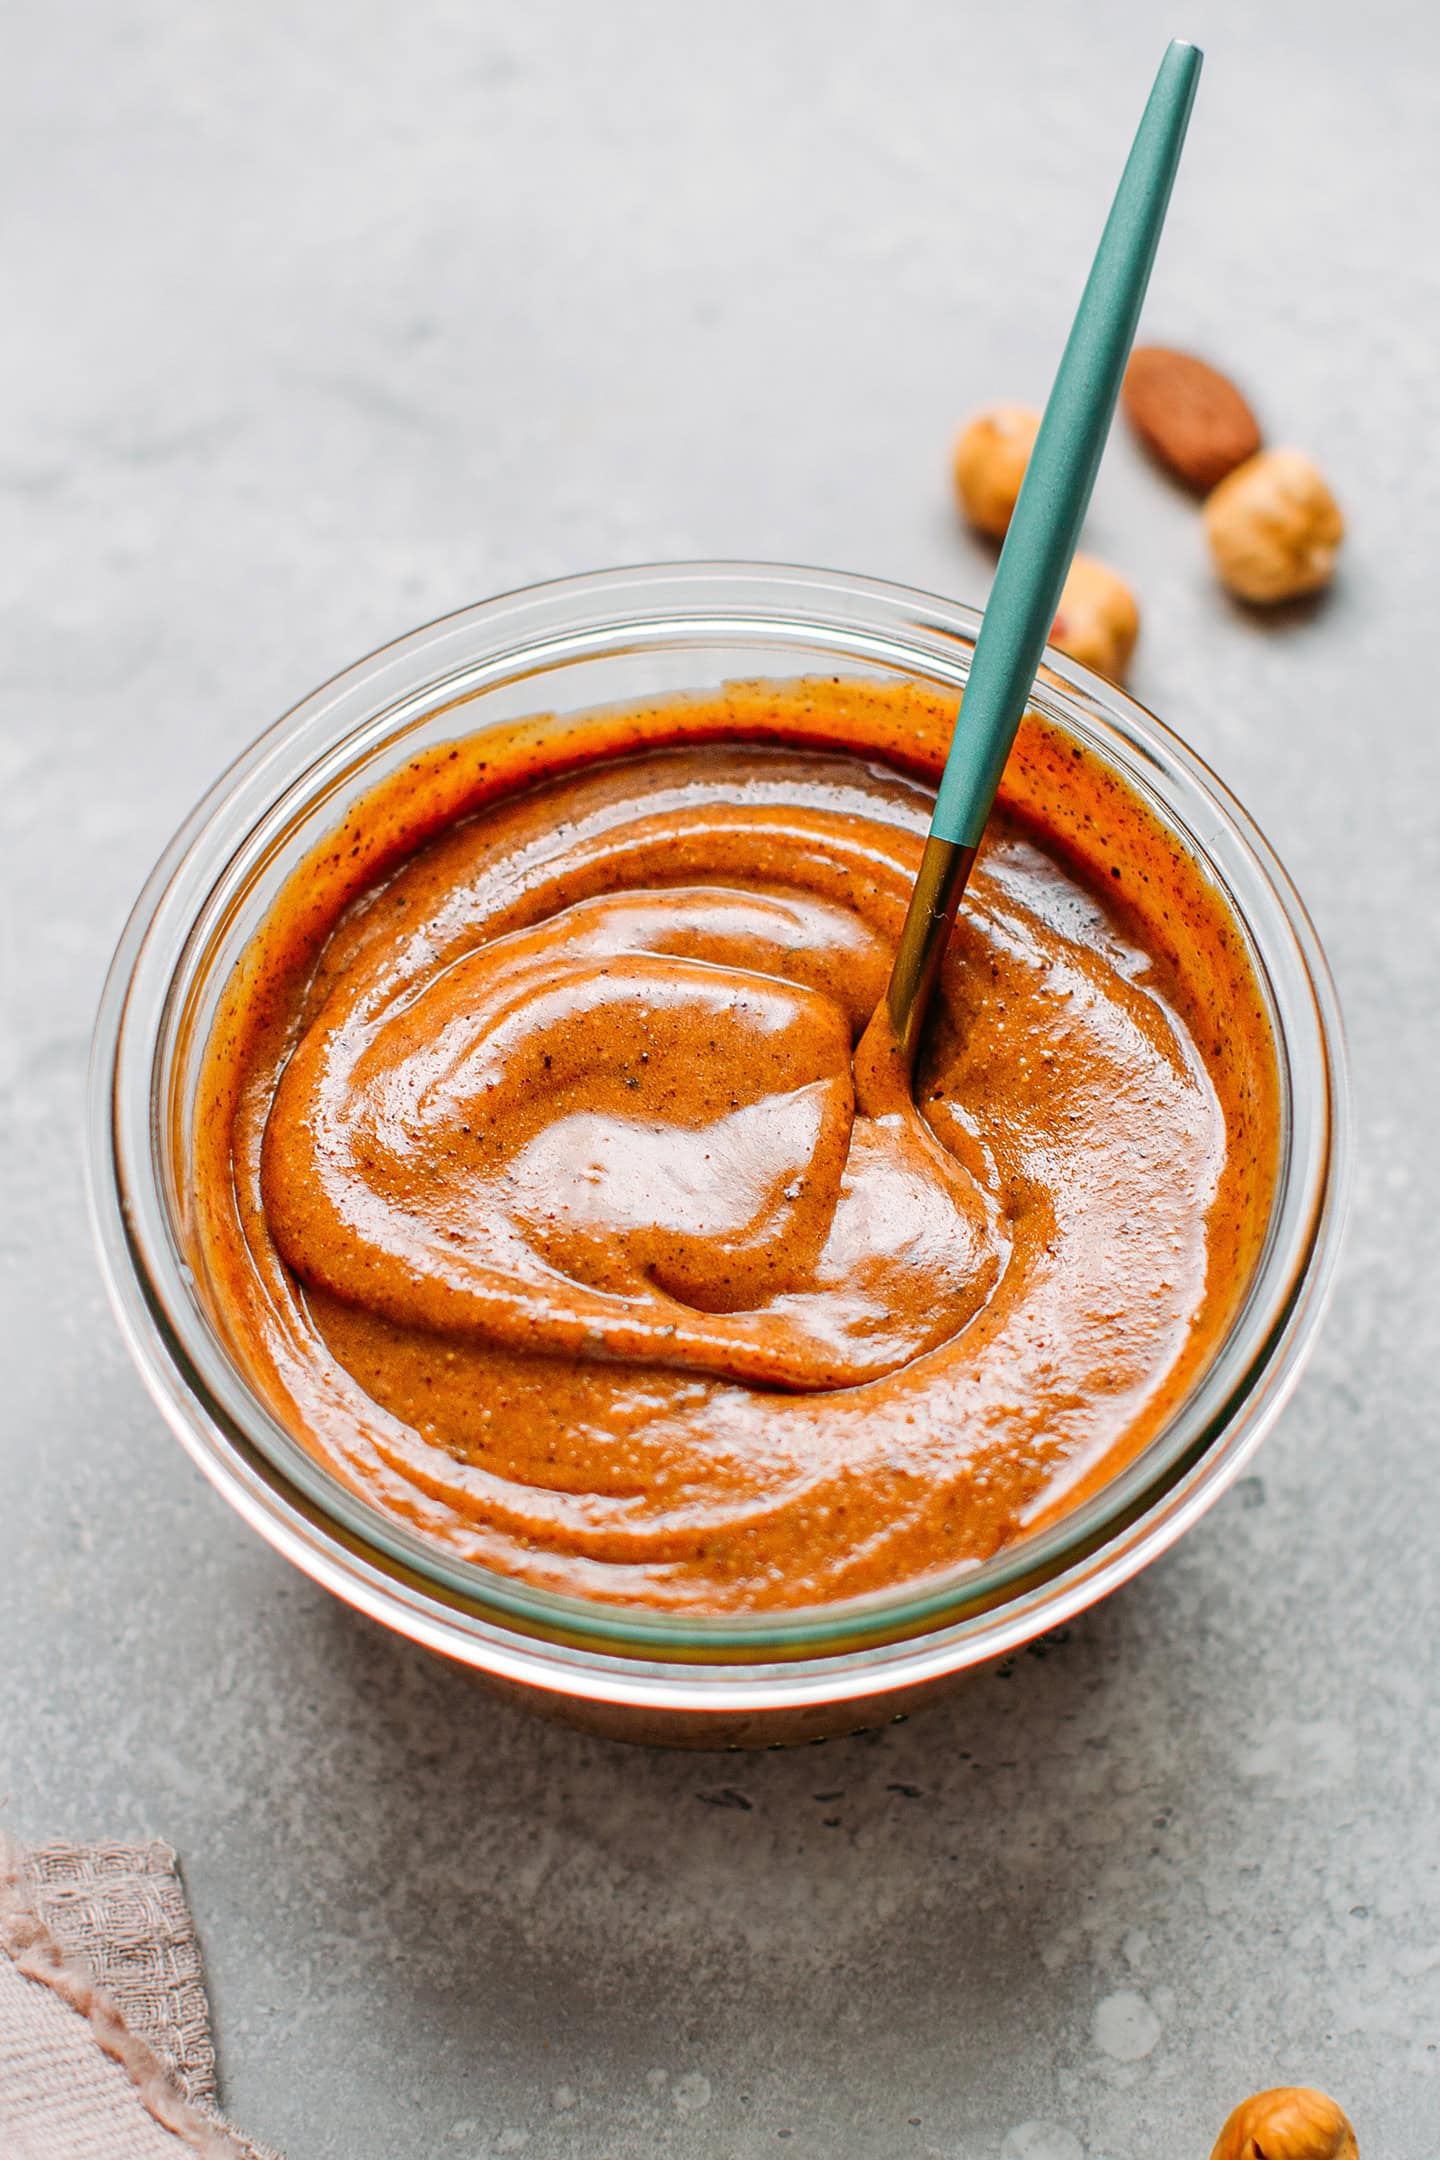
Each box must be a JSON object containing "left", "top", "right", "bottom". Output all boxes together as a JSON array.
[{"left": 879, "top": 37, "right": 1203, "bottom": 1073}]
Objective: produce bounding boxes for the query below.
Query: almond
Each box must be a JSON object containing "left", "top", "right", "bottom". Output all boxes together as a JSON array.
[{"left": 1123, "top": 347, "right": 1261, "bottom": 493}]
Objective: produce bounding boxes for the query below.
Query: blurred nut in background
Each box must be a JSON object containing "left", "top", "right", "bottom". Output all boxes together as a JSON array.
[
  {"left": 1123, "top": 346, "right": 1262, "bottom": 492},
  {"left": 1210, "top": 2086, "right": 1358, "bottom": 2160},
  {"left": 1204, "top": 449, "right": 1344, "bottom": 603},
  {"left": 952, "top": 405, "right": 1040, "bottom": 537},
  {"left": 1049, "top": 553, "right": 1139, "bottom": 681}
]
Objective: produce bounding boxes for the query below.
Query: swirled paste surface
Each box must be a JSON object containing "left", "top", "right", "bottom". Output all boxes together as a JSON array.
[{"left": 194, "top": 679, "right": 1277, "bottom": 1611}]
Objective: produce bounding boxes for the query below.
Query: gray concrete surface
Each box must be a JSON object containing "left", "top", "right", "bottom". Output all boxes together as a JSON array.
[{"left": 3, "top": 2, "right": 1437, "bottom": 2154}]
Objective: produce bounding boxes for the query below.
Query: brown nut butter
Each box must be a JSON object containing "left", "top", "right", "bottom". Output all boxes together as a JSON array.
[{"left": 193, "top": 677, "right": 1278, "bottom": 1612}]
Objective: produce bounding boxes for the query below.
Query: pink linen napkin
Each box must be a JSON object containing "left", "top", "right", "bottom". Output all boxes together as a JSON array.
[{"left": 0, "top": 1836, "right": 278, "bottom": 2159}]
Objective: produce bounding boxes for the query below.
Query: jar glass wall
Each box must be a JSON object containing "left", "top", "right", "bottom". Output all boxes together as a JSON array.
[{"left": 88, "top": 565, "right": 1348, "bottom": 1736}]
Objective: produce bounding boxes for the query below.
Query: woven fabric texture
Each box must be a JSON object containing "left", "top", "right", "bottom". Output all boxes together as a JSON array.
[{"left": 0, "top": 1838, "right": 278, "bottom": 2160}]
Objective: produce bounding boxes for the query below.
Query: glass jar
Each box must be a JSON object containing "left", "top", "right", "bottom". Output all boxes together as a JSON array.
[{"left": 88, "top": 565, "right": 1349, "bottom": 1747}]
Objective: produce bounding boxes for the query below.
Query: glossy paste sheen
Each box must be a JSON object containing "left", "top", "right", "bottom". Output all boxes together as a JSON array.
[{"left": 192, "top": 679, "right": 1279, "bottom": 1612}]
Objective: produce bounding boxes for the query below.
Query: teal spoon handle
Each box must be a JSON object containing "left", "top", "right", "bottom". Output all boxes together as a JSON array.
[
  {"left": 936, "top": 38, "right": 1201, "bottom": 847},
  {"left": 885, "top": 38, "right": 1201, "bottom": 1061}
]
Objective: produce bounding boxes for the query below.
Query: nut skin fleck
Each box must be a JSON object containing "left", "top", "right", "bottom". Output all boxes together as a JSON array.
[
  {"left": 1204, "top": 449, "right": 1344, "bottom": 604},
  {"left": 1049, "top": 554, "right": 1139, "bottom": 682},
  {"left": 951, "top": 405, "right": 1040, "bottom": 537},
  {"left": 1124, "top": 345, "right": 1262, "bottom": 492},
  {"left": 1210, "top": 2086, "right": 1358, "bottom": 2160}
]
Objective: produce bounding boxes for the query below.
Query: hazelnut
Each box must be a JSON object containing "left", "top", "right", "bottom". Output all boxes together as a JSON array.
[
  {"left": 1211, "top": 2086, "right": 1358, "bottom": 2160},
  {"left": 1048, "top": 553, "right": 1139, "bottom": 681},
  {"left": 952, "top": 406, "right": 1040, "bottom": 538},
  {"left": 1204, "top": 449, "right": 1344, "bottom": 603}
]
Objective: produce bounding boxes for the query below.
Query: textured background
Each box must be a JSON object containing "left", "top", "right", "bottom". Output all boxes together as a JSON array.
[{"left": 3, "top": 2, "right": 1437, "bottom": 2155}]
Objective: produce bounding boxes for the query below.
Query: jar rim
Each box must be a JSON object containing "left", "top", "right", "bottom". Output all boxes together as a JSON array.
[{"left": 87, "top": 561, "right": 1350, "bottom": 1702}]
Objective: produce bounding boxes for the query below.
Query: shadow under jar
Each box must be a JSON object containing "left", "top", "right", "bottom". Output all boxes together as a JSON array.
[{"left": 89, "top": 565, "right": 1347, "bottom": 1748}]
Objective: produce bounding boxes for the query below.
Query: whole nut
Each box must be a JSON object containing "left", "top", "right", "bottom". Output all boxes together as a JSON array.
[
  {"left": 1049, "top": 553, "right": 1139, "bottom": 681},
  {"left": 1124, "top": 346, "right": 1261, "bottom": 492},
  {"left": 1204, "top": 449, "right": 1344, "bottom": 603},
  {"left": 952, "top": 405, "right": 1040, "bottom": 538},
  {"left": 1211, "top": 2086, "right": 1358, "bottom": 2160}
]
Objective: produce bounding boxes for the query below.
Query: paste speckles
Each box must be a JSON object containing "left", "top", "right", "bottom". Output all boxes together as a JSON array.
[{"left": 192, "top": 685, "right": 1278, "bottom": 1612}]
